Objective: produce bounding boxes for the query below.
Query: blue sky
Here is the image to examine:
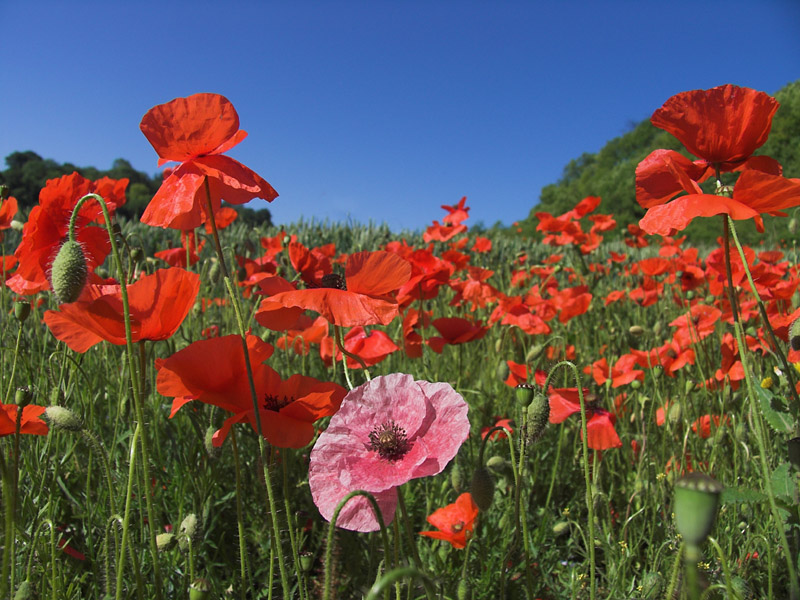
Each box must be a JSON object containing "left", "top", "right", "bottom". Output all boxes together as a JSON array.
[{"left": 2, "top": 1, "right": 799, "bottom": 231}]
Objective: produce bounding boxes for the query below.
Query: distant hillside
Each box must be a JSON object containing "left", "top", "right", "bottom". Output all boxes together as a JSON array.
[
  {"left": 0, "top": 151, "right": 272, "bottom": 226},
  {"left": 519, "top": 79, "right": 800, "bottom": 244}
]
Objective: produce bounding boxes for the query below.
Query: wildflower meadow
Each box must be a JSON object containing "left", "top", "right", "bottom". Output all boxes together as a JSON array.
[{"left": 2, "top": 85, "right": 800, "bottom": 599}]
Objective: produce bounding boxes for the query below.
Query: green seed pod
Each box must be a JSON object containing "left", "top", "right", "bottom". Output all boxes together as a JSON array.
[
  {"left": 299, "top": 551, "right": 314, "bottom": 573},
  {"left": 156, "top": 532, "right": 176, "bottom": 551},
  {"left": 525, "top": 343, "right": 544, "bottom": 363},
  {"left": 514, "top": 383, "right": 535, "bottom": 405},
  {"left": 526, "top": 391, "right": 549, "bottom": 443},
  {"left": 685, "top": 290, "right": 695, "bottom": 300},
  {"left": 15, "top": 386, "right": 32, "bottom": 407},
  {"left": 50, "top": 240, "right": 88, "bottom": 304},
  {"left": 630, "top": 379, "right": 641, "bottom": 390},
  {"left": 496, "top": 360, "right": 510, "bottom": 382},
  {"left": 44, "top": 405, "right": 83, "bottom": 432},
  {"left": 470, "top": 466, "right": 495, "bottom": 512},
  {"left": 674, "top": 473, "right": 723, "bottom": 546},
  {"left": 188, "top": 578, "right": 211, "bottom": 600},
  {"left": 14, "top": 300, "right": 31, "bottom": 323}
]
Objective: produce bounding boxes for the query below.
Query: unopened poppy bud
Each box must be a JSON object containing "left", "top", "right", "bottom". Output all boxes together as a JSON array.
[
  {"left": 552, "top": 521, "right": 570, "bottom": 536},
  {"left": 494, "top": 338, "right": 503, "bottom": 353},
  {"left": 450, "top": 463, "right": 464, "bottom": 493},
  {"left": 526, "top": 343, "right": 544, "bottom": 363},
  {"left": 14, "top": 300, "right": 31, "bottom": 322},
  {"left": 208, "top": 260, "right": 221, "bottom": 284},
  {"left": 156, "top": 532, "right": 176, "bottom": 551},
  {"left": 13, "top": 581, "right": 34, "bottom": 600},
  {"left": 11, "top": 219, "right": 24, "bottom": 232},
  {"left": 496, "top": 360, "right": 509, "bottom": 382},
  {"left": 684, "top": 379, "right": 695, "bottom": 395},
  {"left": 630, "top": 379, "right": 641, "bottom": 390},
  {"left": 685, "top": 290, "right": 695, "bottom": 300},
  {"left": 674, "top": 472, "right": 723, "bottom": 546},
  {"left": 790, "top": 317, "right": 800, "bottom": 352},
  {"left": 790, "top": 218, "right": 798, "bottom": 235},
  {"left": 668, "top": 401, "right": 682, "bottom": 425},
  {"left": 457, "top": 579, "right": 469, "bottom": 600},
  {"left": 526, "top": 391, "right": 550, "bottom": 443},
  {"left": 179, "top": 513, "right": 200, "bottom": 550},
  {"left": 0, "top": 185, "right": 8, "bottom": 200},
  {"left": 15, "top": 386, "right": 32, "bottom": 407},
  {"left": 653, "top": 321, "right": 663, "bottom": 336},
  {"left": 50, "top": 240, "right": 88, "bottom": 304},
  {"left": 44, "top": 405, "right": 83, "bottom": 432},
  {"left": 470, "top": 466, "right": 495, "bottom": 512},
  {"left": 514, "top": 383, "right": 535, "bottom": 405},
  {"left": 629, "top": 325, "right": 644, "bottom": 336},
  {"left": 189, "top": 578, "right": 211, "bottom": 600},
  {"left": 486, "top": 455, "right": 507, "bottom": 472},
  {"left": 131, "top": 247, "right": 144, "bottom": 263},
  {"left": 640, "top": 572, "right": 663, "bottom": 598},
  {"left": 204, "top": 426, "right": 221, "bottom": 460}
]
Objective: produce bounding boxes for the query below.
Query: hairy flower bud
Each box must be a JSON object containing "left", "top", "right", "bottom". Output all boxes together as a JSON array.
[
  {"left": 525, "top": 391, "right": 550, "bottom": 443},
  {"left": 470, "top": 466, "right": 495, "bottom": 512},
  {"left": 44, "top": 405, "right": 83, "bottom": 432},
  {"left": 50, "top": 240, "right": 88, "bottom": 304}
]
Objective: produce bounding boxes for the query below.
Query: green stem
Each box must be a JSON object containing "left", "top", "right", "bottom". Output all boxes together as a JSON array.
[
  {"left": 230, "top": 428, "right": 249, "bottom": 600},
  {"left": 543, "top": 361, "right": 596, "bottom": 600},
  {"left": 116, "top": 423, "right": 141, "bottom": 600}
]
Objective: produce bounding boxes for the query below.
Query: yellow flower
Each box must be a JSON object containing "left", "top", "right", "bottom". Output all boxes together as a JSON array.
[{"left": 761, "top": 377, "right": 773, "bottom": 389}]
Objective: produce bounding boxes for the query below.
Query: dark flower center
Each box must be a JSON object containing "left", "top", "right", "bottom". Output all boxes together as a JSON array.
[
  {"left": 320, "top": 273, "right": 346, "bottom": 290},
  {"left": 263, "top": 393, "right": 293, "bottom": 411},
  {"left": 367, "top": 420, "right": 412, "bottom": 461}
]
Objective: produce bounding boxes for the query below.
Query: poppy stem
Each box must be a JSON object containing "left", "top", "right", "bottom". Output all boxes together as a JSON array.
[
  {"left": 721, "top": 216, "right": 741, "bottom": 327},
  {"left": 203, "top": 178, "right": 294, "bottom": 598},
  {"left": 230, "top": 428, "right": 250, "bottom": 600},
  {"left": 542, "top": 360, "right": 596, "bottom": 600},
  {"left": 396, "top": 489, "right": 436, "bottom": 600},
  {"left": 70, "top": 193, "right": 164, "bottom": 599}
]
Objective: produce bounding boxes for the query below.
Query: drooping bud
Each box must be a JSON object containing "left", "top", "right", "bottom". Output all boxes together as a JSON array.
[
  {"left": 788, "top": 437, "right": 800, "bottom": 470},
  {"left": 179, "top": 513, "right": 200, "bottom": 551},
  {"left": 156, "top": 532, "right": 176, "bottom": 551},
  {"left": 674, "top": 473, "right": 723, "bottom": 546},
  {"left": 50, "top": 240, "right": 88, "bottom": 304},
  {"left": 525, "top": 391, "right": 550, "bottom": 443},
  {"left": 629, "top": 325, "right": 644, "bottom": 337},
  {"left": 450, "top": 462, "right": 464, "bottom": 493},
  {"left": 204, "top": 426, "right": 221, "bottom": 460},
  {"left": 496, "top": 360, "right": 509, "bottom": 383},
  {"left": 790, "top": 317, "right": 800, "bottom": 352},
  {"left": 44, "top": 405, "right": 83, "bottom": 432},
  {"left": 525, "top": 343, "right": 545, "bottom": 363},
  {"left": 470, "top": 465, "right": 495, "bottom": 512}
]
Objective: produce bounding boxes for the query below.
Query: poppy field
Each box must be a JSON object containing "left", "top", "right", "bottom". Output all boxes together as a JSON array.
[{"left": 2, "top": 85, "right": 800, "bottom": 599}]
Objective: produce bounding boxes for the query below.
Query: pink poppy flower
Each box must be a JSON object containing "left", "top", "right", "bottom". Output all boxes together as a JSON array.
[{"left": 309, "top": 373, "right": 469, "bottom": 532}]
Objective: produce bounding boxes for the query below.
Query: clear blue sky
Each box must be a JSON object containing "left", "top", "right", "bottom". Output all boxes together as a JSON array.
[{"left": 2, "top": 1, "right": 798, "bottom": 231}]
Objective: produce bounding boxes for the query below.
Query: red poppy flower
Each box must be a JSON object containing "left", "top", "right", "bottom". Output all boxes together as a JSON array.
[
  {"left": 157, "top": 334, "right": 346, "bottom": 448},
  {"left": 427, "top": 317, "right": 489, "bottom": 353},
  {"left": 419, "top": 492, "right": 479, "bottom": 549},
  {"left": 320, "top": 326, "right": 398, "bottom": 368},
  {"left": 650, "top": 85, "right": 779, "bottom": 171},
  {"left": 43, "top": 268, "right": 200, "bottom": 352},
  {"left": 441, "top": 196, "right": 470, "bottom": 226},
  {"left": 423, "top": 221, "right": 467, "bottom": 243},
  {"left": 0, "top": 196, "right": 18, "bottom": 241},
  {"left": 8, "top": 173, "right": 127, "bottom": 295},
  {"left": 548, "top": 387, "right": 621, "bottom": 451},
  {"left": 256, "top": 251, "right": 411, "bottom": 327},
  {"left": 480, "top": 417, "right": 513, "bottom": 441},
  {"left": 0, "top": 403, "right": 48, "bottom": 437},
  {"left": 154, "top": 230, "right": 205, "bottom": 267},
  {"left": 140, "top": 93, "right": 278, "bottom": 230}
]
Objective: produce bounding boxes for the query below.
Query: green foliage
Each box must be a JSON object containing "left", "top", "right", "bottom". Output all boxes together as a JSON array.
[
  {"left": 518, "top": 78, "right": 800, "bottom": 244},
  {"left": 0, "top": 152, "right": 272, "bottom": 226}
]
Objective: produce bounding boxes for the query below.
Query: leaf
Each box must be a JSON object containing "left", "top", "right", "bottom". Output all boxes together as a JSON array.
[
  {"left": 771, "top": 462, "right": 796, "bottom": 502},
  {"left": 721, "top": 486, "right": 767, "bottom": 505},
  {"left": 755, "top": 384, "right": 794, "bottom": 434}
]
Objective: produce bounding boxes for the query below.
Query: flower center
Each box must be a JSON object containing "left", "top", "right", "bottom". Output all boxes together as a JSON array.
[
  {"left": 263, "top": 393, "right": 293, "bottom": 412},
  {"left": 367, "top": 420, "right": 412, "bottom": 462},
  {"left": 320, "top": 273, "right": 346, "bottom": 290}
]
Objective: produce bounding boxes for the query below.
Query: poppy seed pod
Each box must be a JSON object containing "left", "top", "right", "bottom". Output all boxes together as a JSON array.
[
  {"left": 14, "top": 300, "right": 31, "bottom": 323},
  {"left": 470, "top": 465, "right": 495, "bottom": 512},
  {"left": 15, "top": 386, "right": 33, "bottom": 407},
  {"left": 514, "top": 383, "right": 536, "bottom": 405},
  {"left": 526, "top": 391, "right": 550, "bottom": 443},
  {"left": 188, "top": 578, "right": 211, "bottom": 600},
  {"left": 674, "top": 472, "right": 723, "bottom": 546},
  {"left": 50, "top": 240, "right": 88, "bottom": 304}
]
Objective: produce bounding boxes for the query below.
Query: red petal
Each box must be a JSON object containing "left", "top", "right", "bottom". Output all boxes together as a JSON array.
[
  {"left": 639, "top": 194, "right": 759, "bottom": 236},
  {"left": 346, "top": 251, "right": 411, "bottom": 296}
]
